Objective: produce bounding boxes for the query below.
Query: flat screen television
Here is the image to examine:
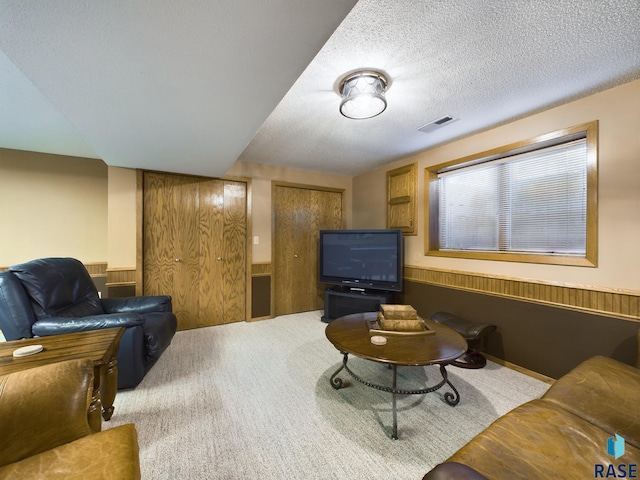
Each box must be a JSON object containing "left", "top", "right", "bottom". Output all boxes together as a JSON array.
[{"left": 318, "top": 229, "right": 403, "bottom": 292}]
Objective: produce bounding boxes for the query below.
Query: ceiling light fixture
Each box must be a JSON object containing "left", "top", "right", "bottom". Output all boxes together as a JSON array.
[{"left": 338, "top": 70, "right": 389, "bottom": 119}]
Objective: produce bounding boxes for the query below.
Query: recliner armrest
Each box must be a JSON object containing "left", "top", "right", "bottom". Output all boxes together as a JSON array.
[
  {"left": 0, "top": 359, "right": 94, "bottom": 466},
  {"left": 32, "top": 313, "right": 144, "bottom": 336},
  {"left": 101, "top": 295, "right": 173, "bottom": 314}
]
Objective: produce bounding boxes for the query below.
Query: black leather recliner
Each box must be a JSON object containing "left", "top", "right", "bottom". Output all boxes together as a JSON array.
[{"left": 0, "top": 257, "right": 177, "bottom": 389}]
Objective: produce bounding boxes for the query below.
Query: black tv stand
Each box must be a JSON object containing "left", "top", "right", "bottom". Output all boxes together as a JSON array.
[{"left": 321, "top": 287, "right": 395, "bottom": 323}]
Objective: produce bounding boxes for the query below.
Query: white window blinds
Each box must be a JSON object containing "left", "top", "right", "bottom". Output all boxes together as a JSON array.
[{"left": 438, "top": 138, "right": 588, "bottom": 255}]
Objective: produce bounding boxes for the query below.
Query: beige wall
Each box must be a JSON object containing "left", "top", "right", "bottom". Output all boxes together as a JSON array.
[
  {"left": 0, "top": 148, "right": 108, "bottom": 266},
  {"left": 107, "top": 166, "right": 137, "bottom": 268},
  {"left": 353, "top": 79, "right": 640, "bottom": 292}
]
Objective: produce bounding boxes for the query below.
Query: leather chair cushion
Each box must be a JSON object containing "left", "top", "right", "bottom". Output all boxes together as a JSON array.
[
  {"left": 9, "top": 258, "right": 104, "bottom": 319},
  {"left": 447, "top": 398, "right": 640, "bottom": 479},
  {"left": 0, "top": 424, "right": 141, "bottom": 480},
  {"left": 543, "top": 355, "right": 640, "bottom": 448},
  {"left": 0, "top": 272, "right": 37, "bottom": 339},
  {"left": 102, "top": 295, "right": 173, "bottom": 314}
]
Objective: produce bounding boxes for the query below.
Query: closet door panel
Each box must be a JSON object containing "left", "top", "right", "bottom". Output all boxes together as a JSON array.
[
  {"left": 291, "top": 188, "right": 312, "bottom": 313},
  {"left": 274, "top": 185, "right": 343, "bottom": 316},
  {"left": 198, "top": 179, "right": 225, "bottom": 328},
  {"left": 143, "top": 173, "right": 174, "bottom": 297},
  {"left": 273, "top": 185, "right": 297, "bottom": 315},
  {"left": 308, "top": 189, "right": 343, "bottom": 310},
  {"left": 222, "top": 180, "right": 247, "bottom": 324},
  {"left": 169, "top": 175, "right": 200, "bottom": 330}
]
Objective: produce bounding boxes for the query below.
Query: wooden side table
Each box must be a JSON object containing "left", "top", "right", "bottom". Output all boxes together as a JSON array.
[{"left": 0, "top": 327, "right": 124, "bottom": 432}]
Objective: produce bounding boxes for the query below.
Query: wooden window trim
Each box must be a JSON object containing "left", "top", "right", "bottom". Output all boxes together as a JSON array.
[{"left": 424, "top": 121, "right": 598, "bottom": 266}]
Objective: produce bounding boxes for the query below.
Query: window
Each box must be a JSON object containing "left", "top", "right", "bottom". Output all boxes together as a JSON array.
[{"left": 425, "top": 121, "right": 598, "bottom": 266}]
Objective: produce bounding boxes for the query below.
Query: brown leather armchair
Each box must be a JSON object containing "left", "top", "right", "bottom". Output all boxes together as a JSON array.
[{"left": 0, "top": 359, "right": 140, "bottom": 479}]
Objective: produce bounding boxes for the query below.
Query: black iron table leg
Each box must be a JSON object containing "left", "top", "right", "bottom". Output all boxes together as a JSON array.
[
  {"left": 440, "top": 364, "right": 461, "bottom": 406},
  {"left": 329, "top": 354, "right": 461, "bottom": 439},
  {"left": 330, "top": 352, "right": 349, "bottom": 389}
]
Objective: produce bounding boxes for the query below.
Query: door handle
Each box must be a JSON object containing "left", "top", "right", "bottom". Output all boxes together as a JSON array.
[
  {"left": 217, "top": 257, "right": 222, "bottom": 261},
  {"left": 175, "top": 258, "right": 181, "bottom": 262},
  {"left": 294, "top": 254, "right": 298, "bottom": 258}
]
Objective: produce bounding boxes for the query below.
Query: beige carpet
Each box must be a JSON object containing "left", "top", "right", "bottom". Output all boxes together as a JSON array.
[{"left": 106, "top": 311, "right": 549, "bottom": 479}]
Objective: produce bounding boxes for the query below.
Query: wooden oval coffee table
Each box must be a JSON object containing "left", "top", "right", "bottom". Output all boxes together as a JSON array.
[{"left": 325, "top": 312, "right": 467, "bottom": 439}]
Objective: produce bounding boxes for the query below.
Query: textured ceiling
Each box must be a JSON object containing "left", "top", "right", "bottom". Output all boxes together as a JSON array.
[
  {"left": 1, "top": 0, "right": 639, "bottom": 177},
  {"left": 240, "top": 0, "right": 640, "bottom": 175}
]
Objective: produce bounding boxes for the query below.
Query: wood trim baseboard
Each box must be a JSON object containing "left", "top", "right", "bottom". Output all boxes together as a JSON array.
[{"left": 404, "top": 265, "right": 640, "bottom": 321}]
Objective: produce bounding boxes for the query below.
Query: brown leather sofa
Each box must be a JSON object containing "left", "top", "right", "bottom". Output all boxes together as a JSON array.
[
  {"left": 423, "top": 355, "right": 640, "bottom": 479},
  {"left": 0, "top": 359, "right": 140, "bottom": 479}
]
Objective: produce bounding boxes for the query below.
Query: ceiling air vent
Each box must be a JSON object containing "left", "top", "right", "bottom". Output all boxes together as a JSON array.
[{"left": 418, "top": 115, "right": 457, "bottom": 133}]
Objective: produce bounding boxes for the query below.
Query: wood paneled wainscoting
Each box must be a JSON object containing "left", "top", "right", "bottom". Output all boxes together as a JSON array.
[
  {"left": 106, "top": 268, "right": 137, "bottom": 298},
  {"left": 401, "top": 265, "right": 640, "bottom": 380}
]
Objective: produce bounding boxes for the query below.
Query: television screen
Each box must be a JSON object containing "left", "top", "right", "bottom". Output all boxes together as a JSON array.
[{"left": 319, "top": 229, "right": 403, "bottom": 292}]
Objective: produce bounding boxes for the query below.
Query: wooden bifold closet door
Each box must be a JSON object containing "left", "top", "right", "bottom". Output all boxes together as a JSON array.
[
  {"left": 143, "top": 172, "right": 247, "bottom": 330},
  {"left": 273, "top": 184, "right": 343, "bottom": 316}
]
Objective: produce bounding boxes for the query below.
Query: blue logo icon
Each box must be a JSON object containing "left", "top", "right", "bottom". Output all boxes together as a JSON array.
[
  {"left": 594, "top": 434, "right": 636, "bottom": 478},
  {"left": 608, "top": 434, "right": 625, "bottom": 460}
]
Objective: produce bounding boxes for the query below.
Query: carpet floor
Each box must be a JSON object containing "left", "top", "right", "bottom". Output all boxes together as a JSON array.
[{"left": 106, "top": 311, "right": 550, "bottom": 479}]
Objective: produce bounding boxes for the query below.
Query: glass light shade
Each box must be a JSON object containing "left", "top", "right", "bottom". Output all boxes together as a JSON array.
[{"left": 339, "top": 71, "right": 388, "bottom": 119}]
